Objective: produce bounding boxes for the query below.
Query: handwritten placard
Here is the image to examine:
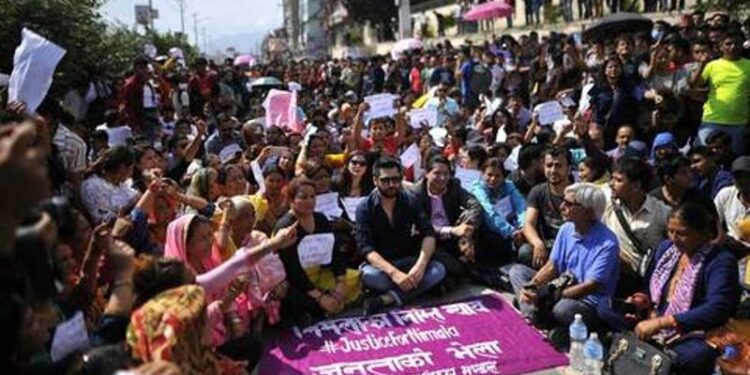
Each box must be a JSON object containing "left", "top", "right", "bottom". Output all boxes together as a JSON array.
[
  {"left": 365, "top": 93, "right": 398, "bottom": 119},
  {"left": 298, "top": 233, "right": 335, "bottom": 268},
  {"left": 50, "top": 311, "right": 90, "bottom": 362},
  {"left": 455, "top": 167, "right": 482, "bottom": 191},
  {"left": 399, "top": 143, "right": 421, "bottom": 168},
  {"left": 534, "top": 101, "right": 566, "bottom": 125},
  {"left": 315, "top": 192, "right": 343, "bottom": 219},
  {"left": 342, "top": 197, "right": 365, "bottom": 222},
  {"left": 408, "top": 107, "right": 438, "bottom": 128}
]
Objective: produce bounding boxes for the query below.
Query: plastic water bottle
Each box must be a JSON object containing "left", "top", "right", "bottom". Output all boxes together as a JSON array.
[
  {"left": 583, "top": 332, "right": 604, "bottom": 375},
  {"left": 569, "top": 314, "right": 588, "bottom": 372}
]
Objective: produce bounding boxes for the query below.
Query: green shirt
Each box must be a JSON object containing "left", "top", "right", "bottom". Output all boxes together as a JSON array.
[{"left": 701, "top": 57, "right": 750, "bottom": 125}]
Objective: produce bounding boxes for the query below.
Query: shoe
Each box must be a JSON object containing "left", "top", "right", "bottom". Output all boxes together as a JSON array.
[{"left": 362, "top": 296, "right": 384, "bottom": 316}]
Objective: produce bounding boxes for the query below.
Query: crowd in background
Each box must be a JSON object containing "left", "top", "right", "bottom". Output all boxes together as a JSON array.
[{"left": 1, "top": 9, "right": 750, "bottom": 375}]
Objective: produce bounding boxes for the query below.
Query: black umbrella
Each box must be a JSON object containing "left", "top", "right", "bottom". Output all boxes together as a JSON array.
[{"left": 583, "top": 12, "right": 654, "bottom": 42}]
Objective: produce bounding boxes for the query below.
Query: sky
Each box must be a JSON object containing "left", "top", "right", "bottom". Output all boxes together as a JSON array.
[{"left": 101, "top": 0, "right": 283, "bottom": 55}]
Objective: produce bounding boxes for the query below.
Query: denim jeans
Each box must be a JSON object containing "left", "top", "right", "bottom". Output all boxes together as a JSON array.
[
  {"left": 508, "top": 264, "right": 598, "bottom": 330},
  {"left": 696, "top": 122, "right": 748, "bottom": 155},
  {"left": 360, "top": 257, "right": 446, "bottom": 305}
]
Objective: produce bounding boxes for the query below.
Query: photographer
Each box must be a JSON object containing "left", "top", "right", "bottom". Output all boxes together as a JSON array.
[{"left": 509, "top": 183, "right": 619, "bottom": 348}]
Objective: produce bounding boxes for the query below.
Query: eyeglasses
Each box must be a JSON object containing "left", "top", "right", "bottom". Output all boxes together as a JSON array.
[{"left": 378, "top": 176, "right": 402, "bottom": 185}]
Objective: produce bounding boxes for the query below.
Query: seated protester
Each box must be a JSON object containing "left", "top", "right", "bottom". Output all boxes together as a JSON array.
[
  {"left": 294, "top": 133, "right": 346, "bottom": 176},
  {"left": 333, "top": 151, "right": 375, "bottom": 200},
  {"left": 508, "top": 143, "right": 546, "bottom": 197},
  {"left": 252, "top": 165, "right": 289, "bottom": 235},
  {"left": 706, "top": 130, "right": 738, "bottom": 172},
  {"left": 713, "top": 156, "right": 750, "bottom": 258},
  {"left": 80, "top": 146, "right": 140, "bottom": 224},
  {"left": 599, "top": 203, "right": 740, "bottom": 375},
  {"left": 127, "top": 285, "right": 250, "bottom": 375},
  {"left": 577, "top": 156, "right": 609, "bottom": 186},
  {"left": 649, "top": 132, "right": 680, "bottom": 165},
  {"left": 510, "top": 183, "right": 619, "bottom": 346},
  {"left": 205, "top": 114, "right": 246, "bottom": 156},
  {"left": 521, "top": 147, "right": 573, "bottom": 269},
  {"left": 356, "top": 157, "right": 446, "bottom": 314},
  {"left": 163, "top": 120, "right": 207, "bottom": 183},
  {"left": 605, "top": 124, "right": 636, "bottom": 163},
  {"left": 688, "top": 146, "right": 733, "bottom": 200},
  {"left": 121, "top": 181, "right": 177, "bottom": 256},
  {"left": 471, "top": 157, "right": 526, "bottom": 265},
  {"left": 217, "top": 164, "right": 248, "bottom": 198},
  {"left": 650, "top": 154, "right": 716, "bottom": 211},
  {"left": 161, "top": 214, "right": 296, "bottom": 350},
  {"left": 603, "top": 158, "right": 670, "bottom": 296},
  {"left": 184, "top": 167, "right": 221, "bottom": 217},
  {"left": 409, "top": 155, "right": 485, "bottom": 283},
  {"left": 273, "top": 178, "right": 361, "bottom": 325},
  {"left": 351, "top": 102, "right": 407, "bottom": 157}
]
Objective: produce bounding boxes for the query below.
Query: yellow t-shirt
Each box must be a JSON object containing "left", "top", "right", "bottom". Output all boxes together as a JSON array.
[{"left": 701, "top": 57, "right": 750, "bottom": 125}]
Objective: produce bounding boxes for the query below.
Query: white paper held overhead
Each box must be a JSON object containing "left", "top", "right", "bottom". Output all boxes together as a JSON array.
[
  {"left": 8, "top": 28, "right": 66, "bottom": 115},
  {"left": 408, "top": 107, "right": 438, "bottom": 128},
  {"left": 534, "top": 101, "right": 566, "bottom": 126}
]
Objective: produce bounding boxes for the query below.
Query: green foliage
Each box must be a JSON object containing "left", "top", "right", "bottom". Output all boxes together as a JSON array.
[{"left": 0, "top": 0, "right": 198, "bottom": 98}]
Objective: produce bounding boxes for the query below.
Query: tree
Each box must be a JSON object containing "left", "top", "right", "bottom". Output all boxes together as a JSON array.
[{"left": 693, "top": 0, "right": 749, "bottom": 16}]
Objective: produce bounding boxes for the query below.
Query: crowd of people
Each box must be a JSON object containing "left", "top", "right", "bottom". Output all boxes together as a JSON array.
[{"left": 1, "top": 8, "right": 750, "bottom": 375}]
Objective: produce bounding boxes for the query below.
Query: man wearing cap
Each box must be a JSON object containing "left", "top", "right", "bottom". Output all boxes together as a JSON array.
[{"left": 714, "top": 156, "right": 750, "bottom": 254}]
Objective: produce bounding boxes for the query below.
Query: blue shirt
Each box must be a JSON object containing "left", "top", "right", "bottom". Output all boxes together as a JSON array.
[
  {"left": 470, "top": 179, "right": 526, "bottom": 238},
  {"left": 550, "top": 221, "right": 620, "bottom": 306},
  {"left": 460, "top": 60, "right": 474, "bottom": 97}
]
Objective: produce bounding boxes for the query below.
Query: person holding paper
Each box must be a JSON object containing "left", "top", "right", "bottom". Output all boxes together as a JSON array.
[
  {"left": 356, "top": 157, "right": 445, "bottom": 315},
  {"left": 352, "top": 102, "right": 407, "bottom": 156},
  {"left": 409, "top": 155, "right": 491, "bottom": 285},
  {"left": 471, "top": 158, "right": 527, "bottom": 265},
  {"left": 424, "top": 83, "right": 460, "bottom": 127},
  {"left": 273, "top": 178, "right": 361, "bottom": 324}
]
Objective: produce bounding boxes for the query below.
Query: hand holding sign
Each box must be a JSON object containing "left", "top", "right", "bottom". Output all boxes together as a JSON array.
[
  {"left": 297, "top": 233, "right": 335, "bottom": 268},
  {"left": 533, "top": 101, "right": 566, "bottom": 125}
]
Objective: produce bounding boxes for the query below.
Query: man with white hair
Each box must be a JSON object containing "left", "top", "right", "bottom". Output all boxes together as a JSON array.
[{"left": 509, "top": 182, "right": 620, "bottom": 344}]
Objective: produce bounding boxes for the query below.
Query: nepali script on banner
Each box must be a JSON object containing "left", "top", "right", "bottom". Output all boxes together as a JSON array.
[{"left": 258, "top": 295, "right": 568, "bottom": 375}]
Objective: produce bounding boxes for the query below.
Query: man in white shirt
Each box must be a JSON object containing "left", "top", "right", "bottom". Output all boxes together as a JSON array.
[
  {"left": 95, "top": 110, "right": 133, "bottom": 147},
  {"left": 714, "top": 156, "right": 750, "bottom": 250}
]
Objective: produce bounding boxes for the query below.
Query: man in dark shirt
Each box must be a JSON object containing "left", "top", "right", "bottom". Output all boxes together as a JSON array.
[
  {"left": 356, "top": 157, "right": 445, "bottom": 314},
  {"left": 521, "top": 147, "right": 572, "bottom": 269},
  {"left": 508, "top": 143, "right": 546, "bottom": 197},
  {"left": 650, "top": 154, "right": 716, "bottom": 211}
]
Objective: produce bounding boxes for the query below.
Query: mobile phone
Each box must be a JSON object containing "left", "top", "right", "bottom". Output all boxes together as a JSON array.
[{"left": 611, "top": 299, "right": 637, "bottom": 315}]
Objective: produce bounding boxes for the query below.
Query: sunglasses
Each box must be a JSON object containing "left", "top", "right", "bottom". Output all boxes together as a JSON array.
[
  {"left": 378, "top": 176, "right": 402, "bottom": 185},
  {"left": 350, "top": 159, "right": 367, "bottom": 166}
]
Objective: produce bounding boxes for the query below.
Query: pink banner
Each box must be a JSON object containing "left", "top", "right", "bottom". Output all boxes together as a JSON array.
[
  {"left": 259, "top": 295, "right": 568, "bottom": 375},
  {"left": 263, "top": 89, "right": 302, "bottom": 133}
]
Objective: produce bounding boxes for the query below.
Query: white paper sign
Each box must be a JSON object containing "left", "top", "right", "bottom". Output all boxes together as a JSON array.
[
  {"left": 8, "top": 28, "right": 67, "bottom": 115},
  {"left": 399, "top": 143, "right": 421, "bottom": 168},
  {"left": 298, "top": 233, "right": 335, "bottom": 268},
  {"left": 454, "top": 167, "right": 482, "bottom": 191},
  {"left": 408, "top": 107, "right": 438, "bottom": 128},
  {"left": 342, "top": 197, "right": 365, "bottom": 222},
  {"left": 495, "top": 196, "right": 514, "bottom": 218},
  {"left": 534, "top": 101, "right": 566, "bottom": 125},
  {"left": 250, "top": 160, "right": 266, "bottom": 193},
  {"left": 487, "top": 97, "right": 504, "bottom": 117},
  {"left": 495, "top": 125, "right": 508, "bottom": 143},
  {"left": 315, "top": 192, "right": 343, "bottom": 219},
  {"left": 365, "top": 93, "right": 397, "bottom": 119},
  {"left": 50, "top": 311, "right": 90, "bottom": 362},
  {"left": 559, "top": 96, "right": 576, "bottom": 108}
]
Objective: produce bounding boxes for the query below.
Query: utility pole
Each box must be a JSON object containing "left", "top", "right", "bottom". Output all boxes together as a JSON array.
[
  {"left": 193, "top": 13, "right": 199, "bottom": 47},
  {"left": 176, "top": 0, "right": 186, "bottom": 35},
  {"left": 148, "top": 0, "right": 155, "bottom": 31}
]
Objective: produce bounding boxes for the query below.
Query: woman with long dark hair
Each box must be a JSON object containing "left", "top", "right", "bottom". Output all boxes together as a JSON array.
[{"left": 81, "top": 146, "right": 139, "bottom": 223}]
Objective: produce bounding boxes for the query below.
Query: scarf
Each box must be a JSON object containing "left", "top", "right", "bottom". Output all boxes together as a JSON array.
[
  {"left": 126, "top": 285, "right": 247, "bottom": 375},
  {"left": 649, "top": 243, "right": 710, "bottom": 318}
]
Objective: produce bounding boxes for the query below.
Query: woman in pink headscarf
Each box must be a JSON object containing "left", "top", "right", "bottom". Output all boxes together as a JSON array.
[{"left": 163, "top": 213, "right": 296, "bottom": 347}]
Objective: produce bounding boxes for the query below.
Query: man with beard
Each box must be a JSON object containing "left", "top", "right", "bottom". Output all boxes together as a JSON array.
[
  {"left": 356, "top": 157, "right": 445, "bottom": 314},
  {"left": 521, "top": 147, "right": 572, "bottom": 269}
]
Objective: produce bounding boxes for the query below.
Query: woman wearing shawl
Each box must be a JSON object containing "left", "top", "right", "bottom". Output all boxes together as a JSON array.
[
  {"left": 600, "top": 203, "right": 740, "bottom": 375},
  {"left": 273, "top": 177, "right": 361, "bottom": 325},
  {"left": 183, "top": 167, "right": 222, "bottom": 217},
  {"left": 162, "top": 213, "right": 296, "bottom": 348},
  {"left": 127, "top": 285, "right": 248, "bottom": 375}
]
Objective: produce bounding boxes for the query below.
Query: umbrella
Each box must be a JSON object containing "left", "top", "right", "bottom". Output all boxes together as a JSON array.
[
  {"left": 463, "top": 1, "right": 514, "bottom": 22},
  {"left": 233, "top": 54, "right": 256, "bottom": 67},
  {"left": 583, "top": 12, "right": 653, "bottom": 42},
  {"left": 249, "top": 76, "right": 283, "bottom": 88},
  {"left": 391, "top": 38, "right": 423, "bottom": 59}
]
